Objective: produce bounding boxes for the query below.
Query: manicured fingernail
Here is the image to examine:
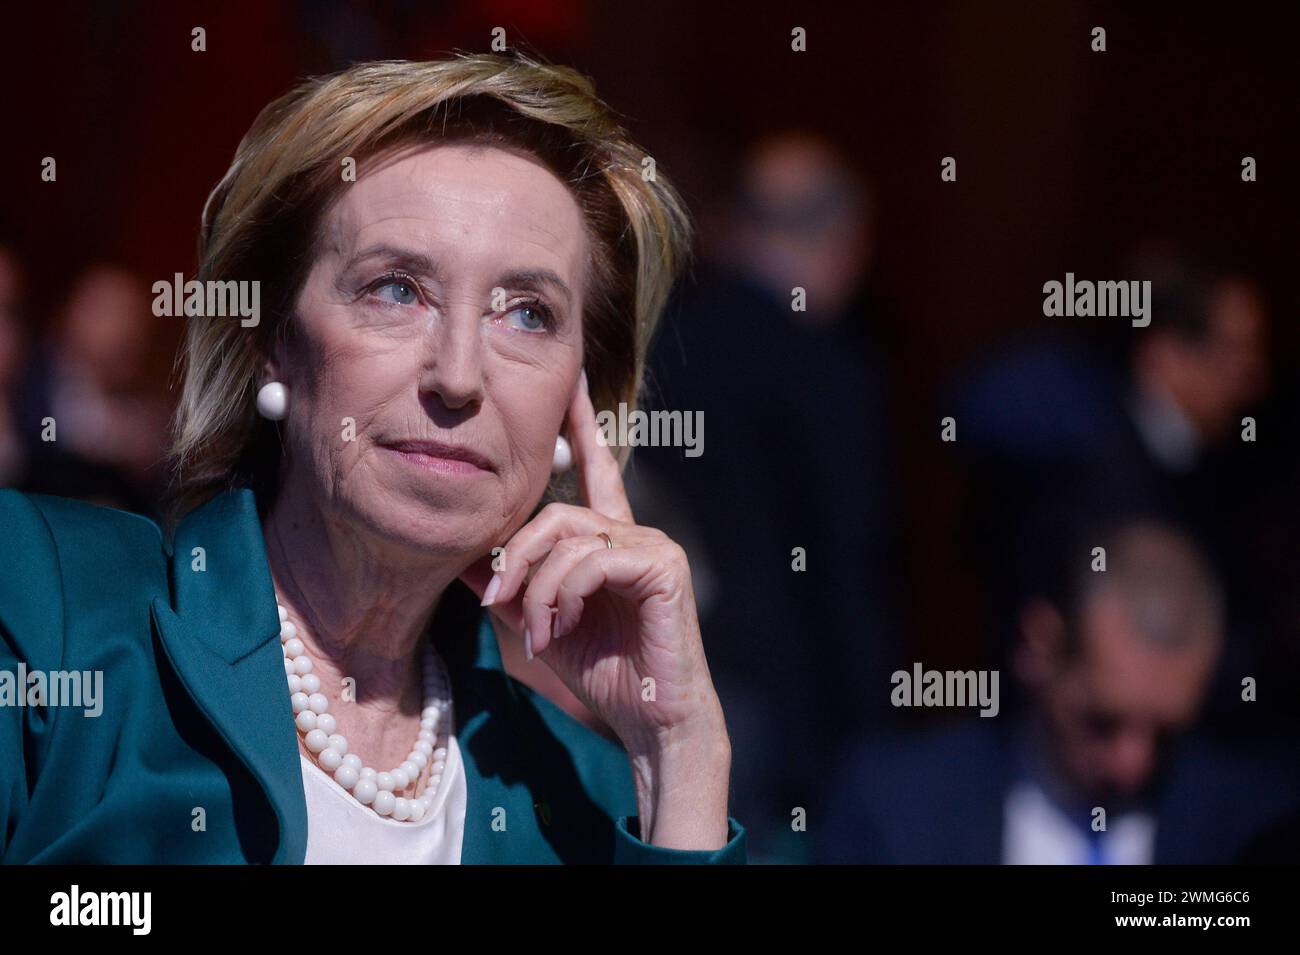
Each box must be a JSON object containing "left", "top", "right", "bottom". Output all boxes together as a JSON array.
[
  {"left": 579, "top": 368, "right": 589, "bottom": 393},
  {"left": 481, "top": 574, "right": 502, "bottom": 607},
  {"left": 524, "top": 627, "right": 533, "bottom": 661},
  {"left": 550, "top": 606, "right": 561, "bottom": 640}
]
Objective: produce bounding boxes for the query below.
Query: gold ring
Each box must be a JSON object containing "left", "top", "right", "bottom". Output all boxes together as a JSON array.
[{"left": 598, "top": 531, "right": 615, "bottom": 549}]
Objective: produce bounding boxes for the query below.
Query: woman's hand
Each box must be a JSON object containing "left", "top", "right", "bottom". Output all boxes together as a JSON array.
[{"left": 459, "top": 372, "right": 731, "bottom": 850}]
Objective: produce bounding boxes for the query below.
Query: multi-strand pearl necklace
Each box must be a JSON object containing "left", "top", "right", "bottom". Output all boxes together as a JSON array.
[{"left": 279, "top": 603, "right": 452, "bottom": 822}]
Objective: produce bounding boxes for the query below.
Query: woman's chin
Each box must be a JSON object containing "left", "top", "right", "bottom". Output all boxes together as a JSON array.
[{"left": 351, "top": 496, "right": 504, "bottom": 562}]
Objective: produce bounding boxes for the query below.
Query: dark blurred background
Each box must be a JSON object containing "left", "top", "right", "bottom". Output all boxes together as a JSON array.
[{"left": 2, "top": 0, "right": 1298, "bottom": 863}]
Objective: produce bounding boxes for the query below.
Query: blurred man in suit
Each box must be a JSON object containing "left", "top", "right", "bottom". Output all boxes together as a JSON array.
[{"left": 818, "top": 519, "right": 1300, "bottom": 864}]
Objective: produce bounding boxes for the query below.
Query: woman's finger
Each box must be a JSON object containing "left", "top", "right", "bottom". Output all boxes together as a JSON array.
[
  {"left": 556, "top": 542, "right": 686, "bottom": 607},
  {"left": 519, "top": 535, "right": 608, "bottom": 657},
  {"left": 569, "top": 370, "right": 634, "bottom": 523},
  {"left": 484, "top": 501, "right": 619, "bottom": 608},
  {"left": 533, "top": 543, "right": 690, "bottom": 657},
  {"left": 486, "top": 501, "right": 662, "bottom": 609},
  {"left": 459, "top": 553, "right": 526, "bottom": 633}
]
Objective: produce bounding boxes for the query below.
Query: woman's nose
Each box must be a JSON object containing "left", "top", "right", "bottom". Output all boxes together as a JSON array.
[{"left": 417, "top": 309, "right": 484, "bottom": 411}]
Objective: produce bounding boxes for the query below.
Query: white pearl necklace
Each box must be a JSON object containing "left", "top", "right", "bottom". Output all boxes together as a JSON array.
[{"left": 279, "top": 603, "right": 452, "bottom": 822}]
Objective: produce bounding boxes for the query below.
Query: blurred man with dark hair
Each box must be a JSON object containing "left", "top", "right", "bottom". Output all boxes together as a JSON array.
[
  {"left": 1134, "top": 247, "right": 1269, "bottom": 436},
  {"left": 1114, "top": 248, "right": 1268, "bottom": 528},
  {"left": 818, "top": 518, "right": 1300, "bottom": 864}
]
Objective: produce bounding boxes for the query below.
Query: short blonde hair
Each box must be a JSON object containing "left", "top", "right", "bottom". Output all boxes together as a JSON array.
[{"left": 167, "top": 52, "right": 693, "bottom": 523}]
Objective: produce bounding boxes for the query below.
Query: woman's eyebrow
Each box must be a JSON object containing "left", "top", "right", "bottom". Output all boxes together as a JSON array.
[
  {"left": 344, "top": 244, "right": 442, "bottom": 278},
  {"left": 498, "top": 268, "right": 573, "bottom": 308}
]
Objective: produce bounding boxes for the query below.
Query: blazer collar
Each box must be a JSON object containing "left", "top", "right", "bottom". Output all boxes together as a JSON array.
[
  {"left": 430, "top": 581, "right": 547, "bottom": 865},
  {"left": 148, "top": 486, "right": 514, "bottom": 865},
  {"left": 164, "top": 487, "right": 282, "bottom": 663},
  {"left": 149, "top": 487, "right": 307, "bottom": 863}
]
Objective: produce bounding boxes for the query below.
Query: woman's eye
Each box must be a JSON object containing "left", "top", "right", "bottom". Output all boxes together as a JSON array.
[
  {"left": 505, "top": 302, "right": 550, "bottom": 332},
  {"left": 374, "top": 279, "right": 419, "bottom": 306}
]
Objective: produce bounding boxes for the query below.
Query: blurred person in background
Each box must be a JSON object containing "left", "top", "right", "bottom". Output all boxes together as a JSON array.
[
  {"left": 1099, "top": 253, "right": 1281, "bottom": 738},
  {"left": 951, "top": 245, "right": 1279, "bottom": 735},
  {"left": 818, "top": 518, "right": 1300, "bottom": 864},
  {"left": 635, "top": 131, "right": 901, "bottom": 862},
  {"left": 14, "top": 264, "right": 168, "bottom": 513},
  {"left": 1094, "top": 246, "right": 1270, "bottom": 538}
]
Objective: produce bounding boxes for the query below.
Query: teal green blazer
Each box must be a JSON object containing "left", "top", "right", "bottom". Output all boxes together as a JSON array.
[{"left": 0, "top": 488, "right": 745, "bottom": 864}]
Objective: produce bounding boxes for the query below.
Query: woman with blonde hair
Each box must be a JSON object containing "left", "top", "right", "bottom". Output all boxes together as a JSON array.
[{"left": 0, "top": 53, "right": 744, "bottom": 864}]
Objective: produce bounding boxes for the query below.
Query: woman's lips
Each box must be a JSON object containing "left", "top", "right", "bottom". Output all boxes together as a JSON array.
[{"left": 380, "top": 440, "right": 494, "bottom": 475}]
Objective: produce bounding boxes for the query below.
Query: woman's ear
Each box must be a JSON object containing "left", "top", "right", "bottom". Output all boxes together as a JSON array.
[
  {"left": 552, "top": 432, "right": 574, "bottom": 472},
  {"left": 259, "top": 340, "right": 285, "bottom": 387},
  {"left": 253, "top": 338, "right": 292, "bottom": 421}
]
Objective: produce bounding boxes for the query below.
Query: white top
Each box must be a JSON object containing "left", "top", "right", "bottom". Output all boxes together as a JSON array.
[
  {"left": 300, "top": 734, "right": 468, "bottom": 864},
  {"left": 1131, "top": 383, "right": 1201, "bottom": 473},
  {"left": 1002, "top": 779, "right": 1155, "bottom": 864}
]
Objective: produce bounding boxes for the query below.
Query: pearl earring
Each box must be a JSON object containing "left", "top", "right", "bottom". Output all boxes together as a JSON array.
[
  {"left": 256, "top": 381, "right": 289, "bottom": 421},
  {"left": 552, "top": 434, "right": 573, "bottom": 473}
]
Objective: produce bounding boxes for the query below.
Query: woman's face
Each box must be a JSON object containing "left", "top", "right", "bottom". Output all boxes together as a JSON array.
[{"left": 271, "top": 143, "right": 588, "bottom": 560}]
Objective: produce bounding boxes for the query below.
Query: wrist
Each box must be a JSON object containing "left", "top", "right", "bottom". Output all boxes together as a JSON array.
[{"left": 629, "top": 727, "right": 732, "bottom": 849}]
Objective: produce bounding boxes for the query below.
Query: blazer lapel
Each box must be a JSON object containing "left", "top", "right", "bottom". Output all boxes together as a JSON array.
[
  {"left": 150, "top": 489, "right": 308, "bottom": 864},
  {"left": 150, "top": 490, "right": 547, "bottom": 865},
  {"left": 433, "top": 584, "right": 549, "bottom": 864}
]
